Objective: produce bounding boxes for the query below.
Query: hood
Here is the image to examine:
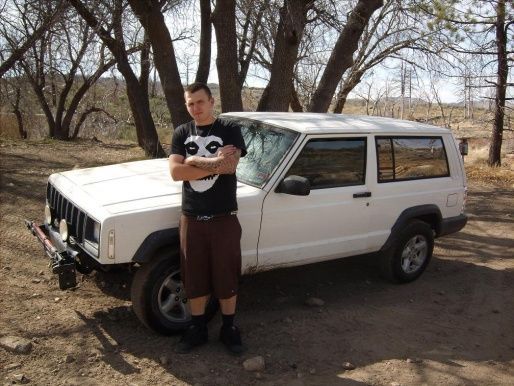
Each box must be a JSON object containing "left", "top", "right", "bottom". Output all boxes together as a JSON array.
[
  {"left": 51, "top": 158, "right": 261, "bottom": 215},
  {"left": 53, "top": 159, "right": 182, "bottom": 214}
]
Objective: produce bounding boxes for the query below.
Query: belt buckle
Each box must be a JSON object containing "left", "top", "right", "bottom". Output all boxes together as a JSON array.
[{"left": 197, "top": 215, "right": 213, "bottom": 221}]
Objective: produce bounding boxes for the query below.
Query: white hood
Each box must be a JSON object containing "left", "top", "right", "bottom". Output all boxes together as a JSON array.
[
  {"left": 50, "top": 158, "right": 260, "bottom": 215},
  {"left": 51, "top": 159, "right": 182, "bottom": 215}
]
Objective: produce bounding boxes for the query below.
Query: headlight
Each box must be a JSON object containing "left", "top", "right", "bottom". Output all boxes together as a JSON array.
[
  {"left": 44, "top": 204, "right": 52, "bottom": 225},
  {"left": 59, "top": 219, "right": 68, "bottom": 241}
]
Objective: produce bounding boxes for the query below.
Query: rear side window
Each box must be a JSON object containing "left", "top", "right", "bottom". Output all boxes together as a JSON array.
[
  {"left": 286, "top": 138, "right": 366, "bottom": 189},
  {"left": 376, "top": 137, "right": 449, "bottom": 182}
]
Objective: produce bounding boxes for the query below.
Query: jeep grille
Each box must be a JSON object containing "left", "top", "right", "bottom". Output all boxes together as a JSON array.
[{"left": 46, "top": 182, "right": 99, "bottom": 257}]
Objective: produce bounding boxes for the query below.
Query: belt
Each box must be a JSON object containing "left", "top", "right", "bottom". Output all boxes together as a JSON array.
[{"left": 183, "top": 211, "right": 237, "bottom": 221}]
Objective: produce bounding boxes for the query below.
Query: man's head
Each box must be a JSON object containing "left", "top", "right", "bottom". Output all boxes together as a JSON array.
[{"left": 184, "top": 82, "right": 215, "bottom": 126}]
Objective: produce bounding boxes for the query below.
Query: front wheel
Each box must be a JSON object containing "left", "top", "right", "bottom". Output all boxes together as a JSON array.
[
  {"left": 131, "top": 248, "right": 218, "bottom": 335},
  {"left": 380, "top": 220, "right": 434, "bottom": 283}
]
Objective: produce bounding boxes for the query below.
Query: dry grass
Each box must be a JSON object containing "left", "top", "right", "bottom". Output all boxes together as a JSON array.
[{"left": 464, "top": 144, "right": 514, "bottom": 187}]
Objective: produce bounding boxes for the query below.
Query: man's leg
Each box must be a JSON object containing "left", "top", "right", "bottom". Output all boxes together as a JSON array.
[
  {"left": 190, "top": 295, "right": 210, "bottom": 315},
  {"left": 212, "top": 216, "right": 244, "bottom": 354},
  {"left": 177, "top": 216, "right": 210, "bottom": 353},
  {"left": 219, "top": 295, "right": 237, "bottom": 315}
]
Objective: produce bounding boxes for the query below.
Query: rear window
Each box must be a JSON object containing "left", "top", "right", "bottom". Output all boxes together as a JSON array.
[{"left": 376, "top": 136, "right": 449, "bottom": 182}]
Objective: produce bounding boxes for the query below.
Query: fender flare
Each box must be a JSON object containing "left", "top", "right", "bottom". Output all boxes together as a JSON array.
[
  {"left": 132, "top": 228, "right": 179, "bottom": 264},
  {"left": 380, "top": 205, "right": 442, "bottom": 252}
]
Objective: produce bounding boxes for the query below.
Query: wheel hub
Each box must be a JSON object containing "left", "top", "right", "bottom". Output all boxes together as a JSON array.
[
  {"left": 157, "top": 269, "right": 191, "bottom": 323},
  {"left": 400, "top": 235, "right": 428, "bottom": 274}
]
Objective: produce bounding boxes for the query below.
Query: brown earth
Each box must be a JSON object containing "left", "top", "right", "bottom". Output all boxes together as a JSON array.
[{"left": 1, "top": 138, "right": 513, "bottom": 386}]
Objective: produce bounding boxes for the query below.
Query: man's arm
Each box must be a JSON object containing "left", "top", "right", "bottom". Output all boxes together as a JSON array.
[
  {"left": 169, "top": 154, "right": 214, "bottom": 181},
  {"left": 185, "top": 145, "right": 241, "bottom": 175}
]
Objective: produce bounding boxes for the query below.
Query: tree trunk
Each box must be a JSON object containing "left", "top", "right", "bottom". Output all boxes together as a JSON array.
[
  {"left": 333, "top": 69, "right": 365, "bottom": 113},
  {"left": 140, "top": 32, "right": 151, "bottom": 97},
  {"left": 128, "top": 0, "right": 190, "bottom": 127},
  {"left": 257, "top": 0, "right": 309, "bottom": 112},
  {"left": 488, "top": 0, "right": 507, "bottom": 167},
  {"left": 13, "top": 88, "right": 27, "bottom": 139},
  {"left": 290, "top": 80, "right": 303, "bottom": 112},
  {"left": 212, "top": 0, "right": 243, "bottom": 112},
  {"left": 307, "top": 0, "right": 383, "bottom": 112},
  {"left": 238, "top": 2, "right": 266, "bottom": 90},
  {"left": 195, "top": 0, "right": 211, "bottom": 84}
]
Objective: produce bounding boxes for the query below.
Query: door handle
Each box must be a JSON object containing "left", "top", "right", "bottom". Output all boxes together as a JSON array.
[{"left": 353, "top": 191, "right": 371, "bottom": 198}]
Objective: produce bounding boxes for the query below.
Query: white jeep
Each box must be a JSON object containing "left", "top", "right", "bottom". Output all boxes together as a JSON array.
[{"left": 27, "top": 112, "right": 467, "bottom": 334}]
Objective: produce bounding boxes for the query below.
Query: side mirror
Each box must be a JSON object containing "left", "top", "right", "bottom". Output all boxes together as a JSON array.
[{"left": 276, "top": 175, "right": 310, "bottom": 196}]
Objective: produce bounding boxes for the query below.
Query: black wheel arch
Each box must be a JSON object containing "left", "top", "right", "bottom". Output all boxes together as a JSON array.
[
  {"left": 380, "top": 205, "right": 442, "bottom": 252},
  {"left": 132, "top": 228, "right": 179, "bottom": 264}
]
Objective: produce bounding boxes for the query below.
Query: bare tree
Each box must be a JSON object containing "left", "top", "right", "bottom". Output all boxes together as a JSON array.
[
  {"left": 418, "top": 0, "right": 513, "bottom": 166},
  {"left": 0, "top": 64, "right": 27, "bottom": 138},
  {"left": 127, "top": 0, "right": 190, "bottom": 127},
  {"left": 236, "top": 0, "right": 268, "bottom": 90},
  {"left": 69, "top": 0, "right": 164, "bottom": 157},
  {"left": 331, "top": 1, "right": 439, "bottom": 113},
  {"left": 308, "top": 0, "right": 383, "bottom": 112},
  {"left": 0, "top": 0, "right": 67, "bottom": 78},
  {"left": 17, "top": 10, "right": 123, "bottom": 140}
]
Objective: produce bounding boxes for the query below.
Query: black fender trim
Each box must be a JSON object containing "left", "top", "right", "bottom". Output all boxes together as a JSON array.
[
  {"left": 380, "top": 205, "right": 442, "bottom": 252},
  {"left": 439, "top": 214, "right": 467, "bottom": 237},
  {"left": 132, "top": 228, "right": 179, "bottom": 264}
]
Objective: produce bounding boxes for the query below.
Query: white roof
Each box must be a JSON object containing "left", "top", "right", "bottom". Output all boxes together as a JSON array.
[{"left": 221, "top": 112, "right": 451, "bottom": 135}]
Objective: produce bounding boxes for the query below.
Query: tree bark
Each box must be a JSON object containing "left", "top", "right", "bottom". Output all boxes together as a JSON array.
[
  {"left": 195, "top": 0, "right": 211, "bottom": 84},
  {"left": 333, "top": 69, "right": 366, "bottom": 113},
  {"left": 212, "top": 0, "right": 243, "bottom": 112},
  {"left": 290, "top": 79, "right": 303, "bottom": 112},
  {"left": 140, "top": 32, "right": 151, "bottom": 97},
  {"left": 13, "top": 88, "right": 27, "bottom": 139},
  {"left": 488, "top": 0, "right": 508, "bottom": 167},
  {"left": 307, "top": 0, "right": 383, "bottom": 112},
  {"left": 257, "top": 0, "right": 309, "bottom": 112},
  {"left": 128, "top": 0, "right": 190, "bottom": 127}
]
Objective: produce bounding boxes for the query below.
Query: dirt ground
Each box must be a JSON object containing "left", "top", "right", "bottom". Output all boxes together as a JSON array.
[{"left": 1, "top": 138, "right": 513, "bottom": 386}]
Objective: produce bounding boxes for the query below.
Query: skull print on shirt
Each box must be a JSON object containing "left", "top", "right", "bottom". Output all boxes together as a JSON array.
[{"left": 185, "top": 134, "right": 223, "bottom": 192}]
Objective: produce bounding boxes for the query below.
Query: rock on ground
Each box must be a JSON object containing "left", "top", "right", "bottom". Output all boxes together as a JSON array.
[
  {"left": 0, "top": 336, "right": 33, "bottom": 354},
  {"left": 243, "top": 356, "right": 265, "bottom": 372}
]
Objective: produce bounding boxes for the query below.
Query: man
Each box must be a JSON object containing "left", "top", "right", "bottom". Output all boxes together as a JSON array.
[{"left": 169, "top": 82, "right": 246, "bottom": 354}]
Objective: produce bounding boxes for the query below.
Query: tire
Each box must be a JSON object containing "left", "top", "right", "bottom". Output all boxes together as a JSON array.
[
  {"left": 380, "top": 220, "right": 434, "bottom": 283},
  {"left": 130, "top": 247, "right": 219, "bottom": 335}
]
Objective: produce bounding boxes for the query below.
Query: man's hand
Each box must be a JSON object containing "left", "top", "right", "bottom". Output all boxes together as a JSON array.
[{"left": 185, "top": 146, "right": 241, "bottom": 175}]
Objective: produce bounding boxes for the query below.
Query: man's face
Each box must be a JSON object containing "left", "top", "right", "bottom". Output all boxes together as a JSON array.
[{"left": 184, "top": 89, "right": 215, "bottom": 125}]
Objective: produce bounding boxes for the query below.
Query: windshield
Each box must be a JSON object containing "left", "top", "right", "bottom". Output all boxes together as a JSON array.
[{"left": 226, "top": 117, "right": 299, "bottom": 187}]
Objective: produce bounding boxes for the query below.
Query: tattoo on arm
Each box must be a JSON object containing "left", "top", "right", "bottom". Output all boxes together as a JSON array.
[{"left": 186, "top": 150, "right": 241, "bottom": 175}]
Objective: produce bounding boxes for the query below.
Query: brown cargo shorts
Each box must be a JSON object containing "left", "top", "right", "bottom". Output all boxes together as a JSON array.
[{"left": 179, "top": 213, "right": 242, "bottom": 299}]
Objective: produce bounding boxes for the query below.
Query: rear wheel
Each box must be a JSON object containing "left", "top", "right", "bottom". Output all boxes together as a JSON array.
[
  {"left": 380, "top": 220, "right": 434, "bottom": 283},
  {"left": 131, "top": 248, "right": 218, "bottom": 335}
]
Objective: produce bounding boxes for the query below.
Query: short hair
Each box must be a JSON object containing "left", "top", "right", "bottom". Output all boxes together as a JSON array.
[{"left": 184, "top": 82, "right": 212, "bottom": 99}]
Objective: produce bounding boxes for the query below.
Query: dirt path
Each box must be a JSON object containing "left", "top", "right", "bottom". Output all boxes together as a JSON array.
[{"left": 1, "top": 139, "right": 513, "bottom": 386}]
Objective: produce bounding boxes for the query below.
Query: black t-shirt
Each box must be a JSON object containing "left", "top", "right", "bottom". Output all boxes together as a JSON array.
[{"left": 170, "top": 118, "right": 247, "bottom": 216}]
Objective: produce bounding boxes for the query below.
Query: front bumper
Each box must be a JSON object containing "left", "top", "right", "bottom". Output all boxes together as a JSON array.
[{"left": 25, "top": 220, "right": 77, "bottom": 290}]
